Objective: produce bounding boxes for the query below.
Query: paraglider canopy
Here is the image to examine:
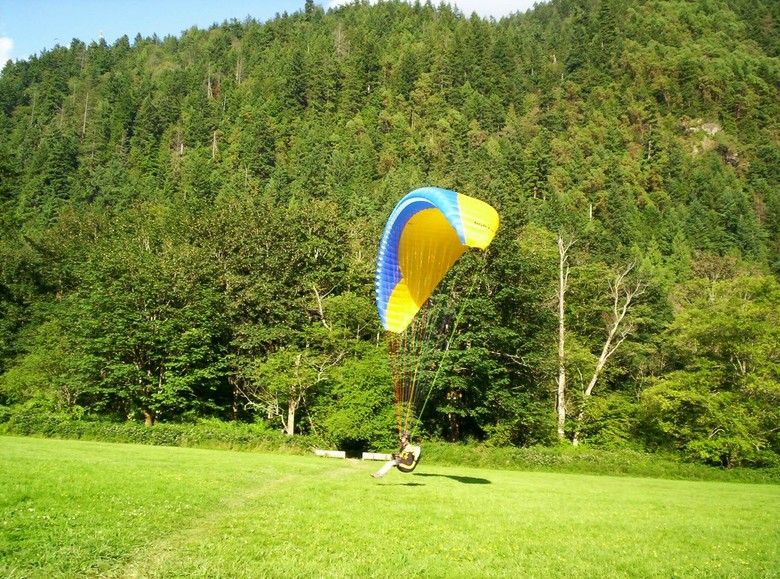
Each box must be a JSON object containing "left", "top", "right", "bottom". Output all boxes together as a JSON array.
[{"left": 375, "top": 187, "right": 500, "bottom": 333}]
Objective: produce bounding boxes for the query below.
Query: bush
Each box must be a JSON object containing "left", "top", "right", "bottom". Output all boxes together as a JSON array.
[
  {"left": 639, "top": 369, "right": 779, "bottom": 468},
  {"left": 2, "top": 408, "right": 778, "bottom": 484},
  {"left": 419, "top": 440, "right": 780, "bottom": 484},
  {"left": 315, "top": 353, "right": 396, "bottom": 451},
  {"left": 0, "top": 408, "right": 320, "bottom": 454}
]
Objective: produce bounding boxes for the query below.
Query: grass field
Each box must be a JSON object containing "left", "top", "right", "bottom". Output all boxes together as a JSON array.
[{"left": 1, "top": 436, "right": 778, "bottom": 578}]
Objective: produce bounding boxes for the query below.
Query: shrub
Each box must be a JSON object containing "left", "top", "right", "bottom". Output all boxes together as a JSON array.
[
  {"left": 0, "top": 408, "right": 319, "bottom": 454},
  {"left": 2, "top": 408, "right": 778, "bottom": 484}
]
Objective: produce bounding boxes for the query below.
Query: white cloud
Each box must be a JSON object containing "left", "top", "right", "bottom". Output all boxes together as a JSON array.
[
  {"left": 0, "top": 36, "right": 13, "bottom": 64},
  {"left": 326, "top": 0, "right": 539, "bottom": 20}
]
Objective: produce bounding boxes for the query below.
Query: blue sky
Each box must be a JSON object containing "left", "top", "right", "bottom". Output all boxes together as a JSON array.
[{"left": 0, "top": 1, "right": 540, "bottom": 64}]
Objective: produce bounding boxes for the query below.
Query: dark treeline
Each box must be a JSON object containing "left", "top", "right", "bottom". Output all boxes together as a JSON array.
[{"left": 1, "top": 0, "right": 778, "bottom": 466}]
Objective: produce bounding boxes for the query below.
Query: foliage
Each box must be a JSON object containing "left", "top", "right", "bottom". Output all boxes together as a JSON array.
[
  {"left": 640, "top": 273, "right": 780, "bottom": 467},
  {"left": 0, "top": 410, "right": 319, "bottom": 453},
  {"left": 315, "top": 349, "right": 396, "bottom": 452},
  {"left": 419, "top": 439, "right": 780, "bottom": 483},
  {"left": 0, "top": 0, "right": 779, "bottom": 466}
]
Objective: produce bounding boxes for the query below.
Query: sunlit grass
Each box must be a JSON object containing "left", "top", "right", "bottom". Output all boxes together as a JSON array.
[{"left": 1, "top": 436, "right": 778, "bottom": 577}]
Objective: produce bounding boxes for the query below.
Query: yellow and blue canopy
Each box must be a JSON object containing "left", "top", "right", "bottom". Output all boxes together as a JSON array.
[{"left": 375, "top": 187, "right": 499, "bottom": 333}]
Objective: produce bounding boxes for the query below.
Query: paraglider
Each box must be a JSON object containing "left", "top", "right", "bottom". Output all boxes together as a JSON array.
[
  {"left": 374, "top": 187, "right": 499, "bottom": 462},
  {"left": 371, "top": 432, "right": 421, "bottom": 478}
]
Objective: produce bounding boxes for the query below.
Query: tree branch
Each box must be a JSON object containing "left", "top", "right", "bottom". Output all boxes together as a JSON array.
[{"left": 312, "top": 284, "right": 332, "bottom": 331}]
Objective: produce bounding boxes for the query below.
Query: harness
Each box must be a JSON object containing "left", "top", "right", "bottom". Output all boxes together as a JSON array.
[{"left": 395, "top": 444, "right": 422, "bottom": 473}]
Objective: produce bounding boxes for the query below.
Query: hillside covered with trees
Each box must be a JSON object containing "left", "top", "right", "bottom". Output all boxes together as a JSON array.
[{"left": 1, "top": 0, "right": 778, "bottom": 467}]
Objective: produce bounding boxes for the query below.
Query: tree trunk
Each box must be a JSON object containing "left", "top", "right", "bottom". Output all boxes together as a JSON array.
[
  {"left": 81, "top": 91, "right": 89, "bottom": 139},
  {"left": 286, "top": 397, "right": 296, "bottom": 436},
  {"left": 556, "top": 236, "right": 573, "bottom": 439},
  {"left": 285, "top": 352, "right": 304, "bottom": 436}
]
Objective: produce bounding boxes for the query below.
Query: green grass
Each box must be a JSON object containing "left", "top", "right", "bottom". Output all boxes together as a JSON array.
[{"left": 2, "top": 436, "right": 778, "bottom": 578}]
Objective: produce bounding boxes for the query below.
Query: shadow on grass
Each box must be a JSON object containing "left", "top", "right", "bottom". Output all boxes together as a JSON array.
[
  {"left": 411, "top": 473, "right": 492, "bottom": 485},
  {"left": 371, "top": 480, "right": 427, "bottom": 486}
]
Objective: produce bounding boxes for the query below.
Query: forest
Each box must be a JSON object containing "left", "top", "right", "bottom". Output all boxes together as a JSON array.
[{"left": 0, "top": 0, "right": 778, "bottom": 467}]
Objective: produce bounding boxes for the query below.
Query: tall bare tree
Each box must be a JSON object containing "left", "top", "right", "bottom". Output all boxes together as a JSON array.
[
  {"left": 572, "top": 263, "right": 644, "bottom": 446},
  {"left": 556, "top": 235, "right": 575, "bottom": 440}
]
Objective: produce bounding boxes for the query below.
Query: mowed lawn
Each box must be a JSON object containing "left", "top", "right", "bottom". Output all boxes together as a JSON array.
[{"left": 1, "top": 437, "right": 778, "bottom": 578}]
